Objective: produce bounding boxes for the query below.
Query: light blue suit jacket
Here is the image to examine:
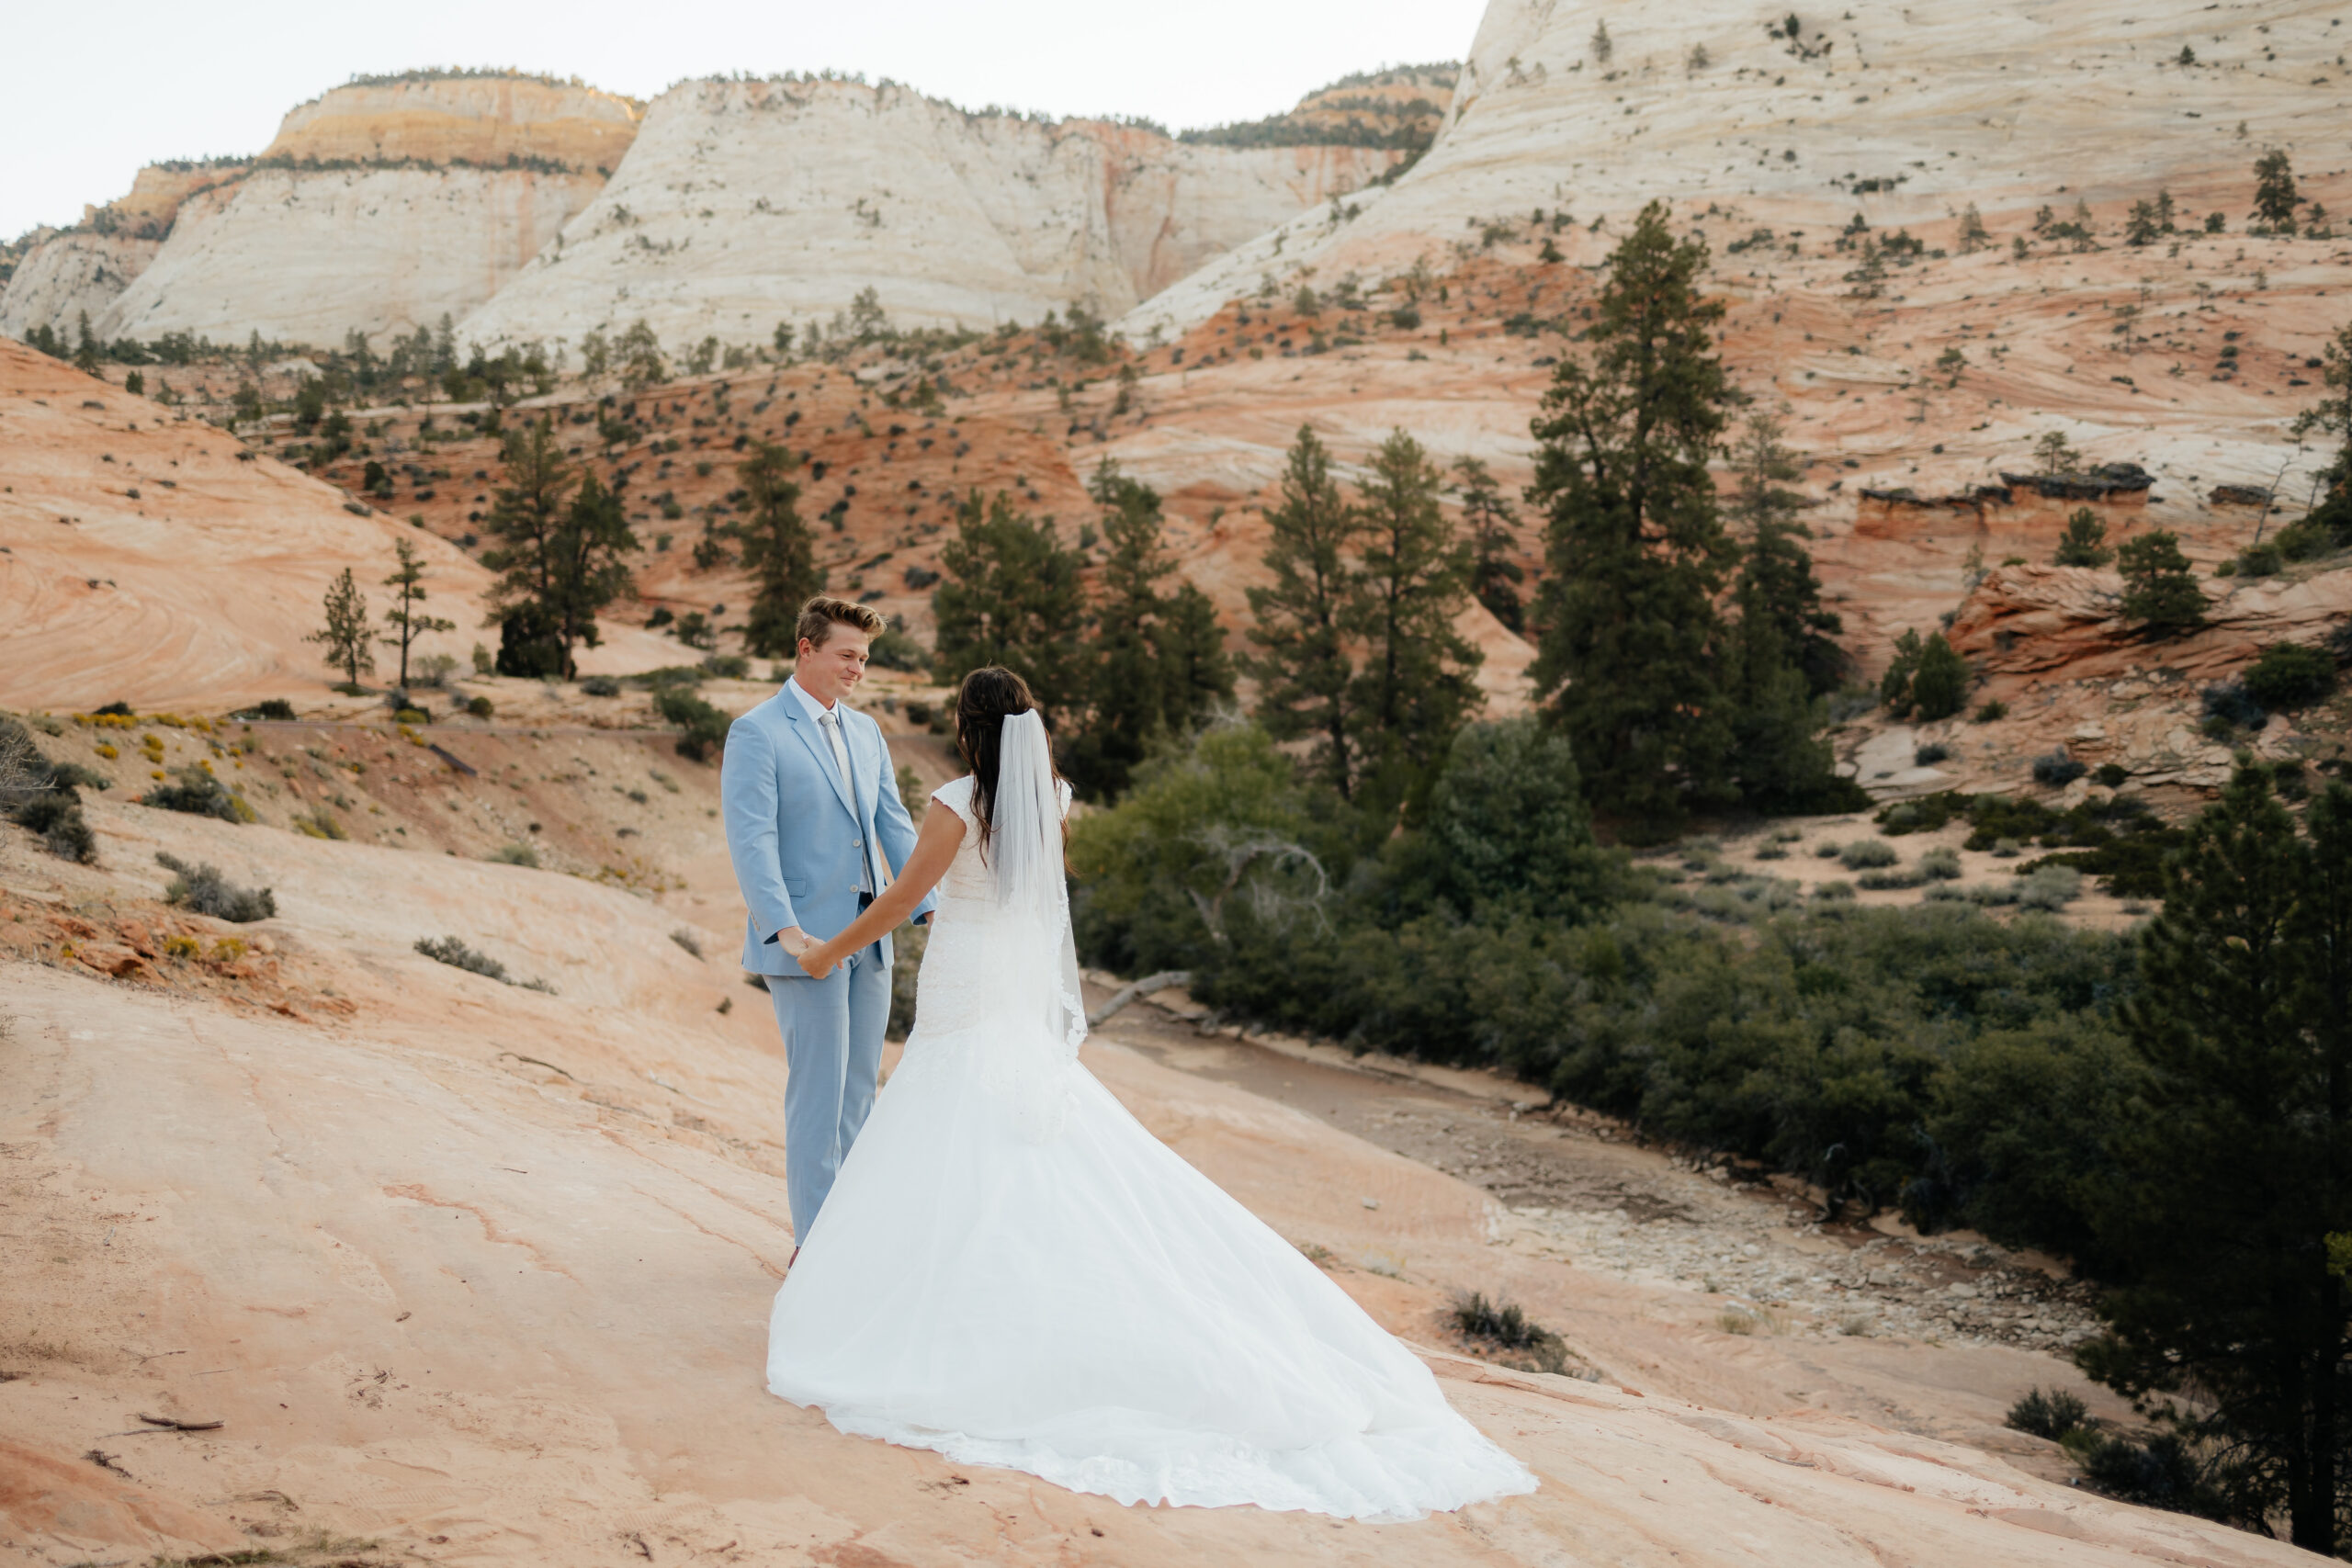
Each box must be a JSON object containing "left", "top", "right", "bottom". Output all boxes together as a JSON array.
[{"left": 720, "top": 684, "right": 934, "bottom": 977}]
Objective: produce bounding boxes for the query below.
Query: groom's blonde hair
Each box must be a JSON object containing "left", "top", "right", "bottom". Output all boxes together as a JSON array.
[{"left": 797, "top": 595, "right": 885, "bottom": 649}]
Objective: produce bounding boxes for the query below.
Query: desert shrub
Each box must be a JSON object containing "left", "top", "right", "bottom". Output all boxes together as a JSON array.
[
  {"left": 2006, "top": 1386, "right": 2089, "bottom": 1440},
  {"left": 1858, "top": 867, "right": 1925, "bottom": 890},
  {"left": 416, "top": 934, "right": 508, "bottom": 980},
  {"left": 155, "top": 852, "right": 276, "bottom": 922},
  {"left": 2031, "top": 750, "right": 2087, "bottom": 788},
  {"left": 466, "top": 695, "right": 494, "bottom": 718},
  {"left": 393, "top": 706, "right": 430, "bottom": 726},
  {"left": 1973, "top": 699, "right": 2009, "bottom": 723},
  {"left": 1918, "top": 846, "right": 1962, "bottom": 880},
  {"left": 235, "top": 698, "right": 298, "bottom": 721},
  {"left": 2199, "top": 680, "right": 2267, "bottom": 729},
  {"left": 1450, "top": 1292, "right": 1574, "bottom": 1375},
  {"left": 669, "top": 927, "right": 704, "bottom": 959},
  {"left": 1840, "top": 839, "right": 1900, "bottom": 870},
  {"left": 580, "top": 675, "right": 622, "bottom": 697},
  {"left": 2238, "top": 641, "right": 2336, "bottom": 710},
  {"left": 700, "top": 653, "right": 751, "bottom": 679},
  {"left": 655, "top": 688, "right": 730, "bottom": 761},
  {"left": 1755, "top": 840, "right": 1789, "bottom": 860},
  {"left": 488, "top": 842, "right": 539, "bottom": 867},
  {"left": 1915, "top": 742, "right": 1951, "bottom": 766},
  {"left": 414, "top": 934, "right": 555, "bottom": 993},
  {"left": 141, "top": 767, "right": 254, "bottom": 823},
  {"left": 2018, "top": 863, "right": 2085, "bottom": 910},
  {"left": 1813, "top": 878, "right": 1858, "bottom": 900},
  {"left": 2095, "top": 762, "right": 2129, "bottom": 787},
  {"left": 291, "top": 807, "right": 345, "bottom": 840},
  {"left": 2077, "top": 1432, "right": 2228, "bottom": 1519}
]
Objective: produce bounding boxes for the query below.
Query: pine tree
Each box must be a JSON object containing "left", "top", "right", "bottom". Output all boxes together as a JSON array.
[
  {"left": 731, "top": 440, "right": 823, "bottom": 658},
  {"left": 931, "top": 490, "right": 1089, "bottom": 714},
  {"left": 1069, "top": 462, "right": 1178, "bottom": 798},
  {"left": 2253, "top": 148, "right": 2301, "bottom": 231},
  {"left": 1347, "top": 430, "right": 1484, "bottom": 814},
  {"left": 2055, "top": 506, "right": 2114, "bottom": 567},
  {"left": 1155, "top": 581, "right": 1234, "bottom": 737},
  {"left": 1726, "top": 409, "right": 1844, "bottom": 696},
  {"left": 1527, "top": 201, "right": 1736, "bottom": 836},
  {"left": 73, "top": 311, "right": 101, "bottom": 375},
  {"left": 1245, "top": 426, "right": 1364, "bottom": 800},
  {"left": 2118, "top": 529, "right": 2207, "bottom": 630},
  {"left": 307, "top": 568, "right": 375, "bottom": 686},
  {"left": 481, "top": 419, "right": 578, "bottom": 677},
  {"left": 542, "top": 473, "right": 639, "bottom": 677},
  {"left": 2290, "top": 321, "right": 2352, "bottom": 538},
  {"left": 1880, "top": 629, "right": 1969, "bottom": 719},
  {"left": 1452, "top": 457, "right": 1526, "bottom": 632},
  {"left": 2081, "top": 768, "right": 2352, "bottom": 1553},
  {"left": 379, "top": 536, "right": 455, "bottom": 688}
]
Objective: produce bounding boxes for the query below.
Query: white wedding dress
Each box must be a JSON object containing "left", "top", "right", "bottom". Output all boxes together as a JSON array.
[{"left": 765, "top": 718, "right": 1537, "bottom": 1522}]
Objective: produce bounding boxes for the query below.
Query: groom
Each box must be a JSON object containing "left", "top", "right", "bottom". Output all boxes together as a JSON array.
[{"left": 721, "top": 595, "right": 933, "bottom": 1249}]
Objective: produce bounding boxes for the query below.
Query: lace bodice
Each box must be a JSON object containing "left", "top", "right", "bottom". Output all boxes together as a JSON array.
[{"left": 924, "top": 774, "right": 1071, "bottom": 911}]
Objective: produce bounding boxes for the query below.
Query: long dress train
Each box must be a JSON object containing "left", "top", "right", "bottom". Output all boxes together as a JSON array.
[{"left": 766, "top": 770, "right": 1536, "bottom": 1521}]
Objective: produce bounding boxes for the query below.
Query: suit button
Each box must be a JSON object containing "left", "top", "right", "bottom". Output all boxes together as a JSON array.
[{"left": 852, "top": 840, "right": 864, "bottom": 848}]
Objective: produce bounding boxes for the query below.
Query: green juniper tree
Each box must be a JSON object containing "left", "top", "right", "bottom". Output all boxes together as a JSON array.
[
  {"left": 2118, "top": 528, "right": 2207, "bottom": 630},
  {"left": 379, "top": 536, "right": 455, "bottom": 688},
  {"left": 1155, "top": 579, "right": 1235, "bottom": 738},
  {"left": 1347, "top": 430, "right": 1484, "bottom": 817},
  {"left": 2055, "top": 506, "right": 2115, "bottom": 567},
  {"left": 1880, "top": 629, "right": 1970, "bottom": 721},
  {"left": 1526, "top": 201, "right": 1737, "bottom": 835},
  {"left": 731, "top": 439, "right": 824, "bottom": 659},
  {"left": 930, "top": 490, "right": 1089, "bottom": 714},
  {"left": 1452, "top": 456, "right": 1527, "bottom": 632},
  {"left": 1246, "top": 426, "right": 1365, "bottom": 800},
  {"left": 308, "top": 568, "right": 375, "bottom": 686},
  {"left": 2082, "top": 766, "right": 2352, "bottom": 1553}
]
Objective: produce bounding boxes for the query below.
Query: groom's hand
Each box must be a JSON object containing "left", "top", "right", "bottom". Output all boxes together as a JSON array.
[{"left": 774, "top": 925, "right": 810, "bottom": 951}]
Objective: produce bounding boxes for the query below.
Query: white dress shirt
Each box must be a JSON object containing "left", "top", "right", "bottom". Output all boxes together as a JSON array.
[{"left": 787, "top": 676, "right": 877, "bottom": 893}]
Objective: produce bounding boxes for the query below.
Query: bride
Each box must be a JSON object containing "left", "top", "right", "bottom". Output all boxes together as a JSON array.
[{"left": 769, "top": 667, "right": 1537, "bottom": 1521}]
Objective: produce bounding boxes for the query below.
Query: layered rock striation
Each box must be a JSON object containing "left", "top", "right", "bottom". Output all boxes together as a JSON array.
[
  {"left": 458, "top": 77, "right": 1406, "bottom": 348},
  {"left": 0, "top": 74, "right": 639, "bottom": 347},
  {"left": 1127, "top": 0, "right": 2352, "bottom": 337}
]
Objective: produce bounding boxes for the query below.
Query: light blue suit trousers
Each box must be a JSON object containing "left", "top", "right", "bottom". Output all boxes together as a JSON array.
[{"left": 719, "top": 684, "right": 933, "bottom": 1238}]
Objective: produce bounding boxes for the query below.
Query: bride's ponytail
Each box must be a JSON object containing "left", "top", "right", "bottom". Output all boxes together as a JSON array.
[{"left": 953, "top": 666, "right": 1064, "bottom": 864}]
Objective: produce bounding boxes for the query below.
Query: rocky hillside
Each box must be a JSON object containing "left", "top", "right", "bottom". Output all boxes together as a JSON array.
[
  {"left": 457, "top": 76, "right": 1409, "bottom": 349},
  {"left": 1180, "top": 62, "right": 1458, "bottom": 150},
  {"left": 1129, "top": 0, "right": 2352, "bottom": 337},
  {"left": 0, "top": 73, "right": 639, "bottom": 347}
]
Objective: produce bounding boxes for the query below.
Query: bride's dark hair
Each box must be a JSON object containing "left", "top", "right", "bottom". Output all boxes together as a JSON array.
[{"left": 954, "top": 666, "right": 1065, "bottom": 863}]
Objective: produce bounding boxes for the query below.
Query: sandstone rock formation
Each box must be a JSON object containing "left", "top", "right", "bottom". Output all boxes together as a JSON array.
[
  {"left": 458, "top": 77, "right": 1408, "bottom": 349},
  {"left": 0, "top": 164, "right": 247, "bottom": 341},
  {"left": 0, "top": 340, "right": 671, "bottom": 712},
  {"left": 1127, "top": 0, "right": 2352, "bottom": 339},
  {"left": 0, "top": 704, "right": 2317, "bottom": 1567},
  {"left": 0, "top": 75, "right": 639, "bottom": 348}
]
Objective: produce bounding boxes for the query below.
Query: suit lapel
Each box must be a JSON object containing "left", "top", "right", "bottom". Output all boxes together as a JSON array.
[{"left": 782, "top": 701, "right": 856, "bottom": 821}]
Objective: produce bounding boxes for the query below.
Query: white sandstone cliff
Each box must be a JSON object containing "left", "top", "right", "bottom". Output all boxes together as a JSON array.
[
  {"left": 458, "top": 77, "right": 1405, "bottom": 348},
  {"left": 1, "top": 76, "right": 640, "bottom": 347},
  {"left": 1124, "top": 0, "right": 2352, "bottom": 338}
]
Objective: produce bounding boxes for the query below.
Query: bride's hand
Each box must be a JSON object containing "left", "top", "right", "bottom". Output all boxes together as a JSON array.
[{"left": 796, "top": 940, "right": 837, "bottom": 980}]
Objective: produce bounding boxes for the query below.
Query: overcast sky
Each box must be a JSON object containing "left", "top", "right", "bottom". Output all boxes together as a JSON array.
[{"left": 3, "top": 0, "right": 1484, "bottom": 238}]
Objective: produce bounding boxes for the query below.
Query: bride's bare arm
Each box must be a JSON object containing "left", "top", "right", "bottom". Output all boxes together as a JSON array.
[{"left": 798, "top": 806, "right": 966, "bottom": 977}]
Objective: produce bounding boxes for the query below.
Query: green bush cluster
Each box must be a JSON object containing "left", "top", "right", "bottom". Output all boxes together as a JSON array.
[{"left": 1074, "top": 719, "right": 2136, "bottom": 1233}]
